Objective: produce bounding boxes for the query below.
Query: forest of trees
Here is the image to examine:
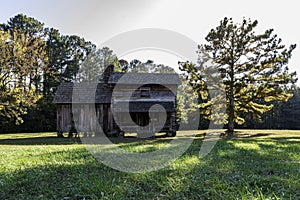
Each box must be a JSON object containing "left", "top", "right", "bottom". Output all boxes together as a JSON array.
[{"left": 0, "top": 14, "right": 299, "bottom": 133}]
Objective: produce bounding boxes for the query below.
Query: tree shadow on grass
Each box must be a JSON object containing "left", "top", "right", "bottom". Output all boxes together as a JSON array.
[
  {"left": 268, "top": 136, "right": 300, "bottom": 143},
  {"left": 244, "top": 133, "right": 270, "bottom": 138},
  {"left": 181, "top": 137, "right": 300, "bottom": 199},
  {"left": 0, "top": 136, "right": 82, "bottom": 145},
  {"left": 0, "top": 133, "right": 192, "bottom": 146},
  {"left": 0, "top": 155, "right": 126, "bottom": 199},
  {"left": 1, "top": 136, "right": 299, "bottom": 199},
  {"left": 1, "top": 133, "right": 300, "bottom": 199}
]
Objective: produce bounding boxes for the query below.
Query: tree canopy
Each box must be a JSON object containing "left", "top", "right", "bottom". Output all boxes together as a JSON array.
[
  {"left": 1, "top": 14, "right": 300, "bottom": 133},
  {"left": 0, "top": 29, "right": 47, "bottom": 126},
  {"left": 0, "top": 14, "right": 94, "bottom": 130},
  {"left": 180, "top": 17, "right": 297, "bottom": 135}
]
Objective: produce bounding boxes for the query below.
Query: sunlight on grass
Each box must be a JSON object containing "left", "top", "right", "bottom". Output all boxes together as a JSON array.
[
  {"left": 171, "top": 155, "right": 201, "bottom": 169},
  {"left": 0, "top": 130, "right": 299, "bottom": 199},
  {"left": 122, "top": 142, "right": 169, "bottom": 153},
  {"left": 233, "top": 142, "right": 261, "bottom": 151}
]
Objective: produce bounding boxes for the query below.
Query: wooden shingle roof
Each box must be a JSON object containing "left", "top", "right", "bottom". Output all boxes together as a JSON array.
[
  {"left": 53, "top": 72, "right": 179, "bottom": 104},
  {"left": 53, "top": 82, "right": 112, "bottom": 104}
]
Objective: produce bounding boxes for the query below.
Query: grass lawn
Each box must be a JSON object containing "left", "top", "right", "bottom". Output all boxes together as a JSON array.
[{"left": 0, "top": 130, "right": 299, "bottom": 199}]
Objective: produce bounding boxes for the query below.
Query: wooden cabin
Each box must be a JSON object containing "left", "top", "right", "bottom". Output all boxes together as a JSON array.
[{"left": 53, "top": 67, "right": 179, "bottom": 137}]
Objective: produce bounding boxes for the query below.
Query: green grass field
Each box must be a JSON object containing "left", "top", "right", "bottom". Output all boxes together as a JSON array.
[{"left": 0, "top": 130, "right": 299, "bottom": 199}]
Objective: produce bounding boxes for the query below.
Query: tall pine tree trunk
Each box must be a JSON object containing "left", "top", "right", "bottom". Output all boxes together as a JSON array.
[
  {"left": 227, "top": 63, "right": 235, "bottom": 136},
  {"left": 227, "top": 97, "right": 234, "bottom": 135}
]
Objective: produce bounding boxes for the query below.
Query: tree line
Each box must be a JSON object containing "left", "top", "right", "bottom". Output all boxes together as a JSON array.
[
  {"left": 0, "top": 14, "right": 176, "bottom": 133},
  {"left": 0, "top": 14, "right": 299, "bottom": 134}
]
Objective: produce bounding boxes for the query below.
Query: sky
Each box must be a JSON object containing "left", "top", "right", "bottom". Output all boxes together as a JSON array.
[{"left": 1, "top": 0, "right": 300, "bottom": 81}]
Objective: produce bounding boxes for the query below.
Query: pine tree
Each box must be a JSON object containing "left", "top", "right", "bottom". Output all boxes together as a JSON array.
[{"left": 180, "top": 17, "right": 297, "bottom": 135}]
